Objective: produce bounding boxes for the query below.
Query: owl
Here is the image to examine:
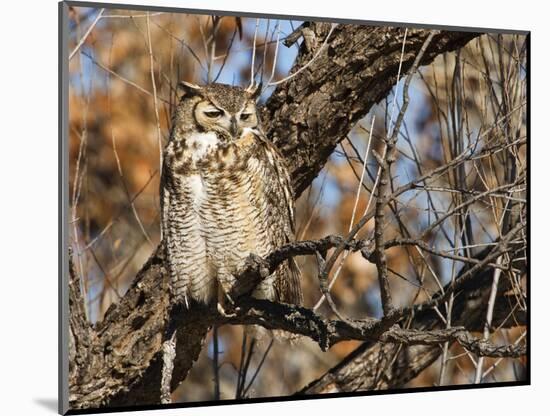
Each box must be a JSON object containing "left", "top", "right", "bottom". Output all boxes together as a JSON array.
[{"left": 160, "top": 81, "right": 303, "bottom": 314}]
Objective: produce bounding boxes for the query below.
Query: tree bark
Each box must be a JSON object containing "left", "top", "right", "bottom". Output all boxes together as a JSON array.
[{"left": 68, "top": 24, "right": 481, "bottom": 410}]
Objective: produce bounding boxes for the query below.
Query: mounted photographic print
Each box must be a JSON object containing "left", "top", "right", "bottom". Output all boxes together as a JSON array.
[{"left": 59, "top": 1, "right": 529, "bottom": 414}]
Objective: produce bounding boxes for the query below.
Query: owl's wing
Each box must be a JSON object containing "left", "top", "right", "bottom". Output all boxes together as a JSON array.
[
  {"left": 159, "top": 149, "right": 190, "bottom": 307},
  {"left": 255, "top": 131, "right": 304, "bottom": 306},
  {"left": 159, "top": 155, "right": 171, "bottom": 243}
]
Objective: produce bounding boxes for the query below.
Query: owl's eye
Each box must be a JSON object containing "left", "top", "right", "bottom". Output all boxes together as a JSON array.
[
  {"left": 240, "top": 113, "right": 253, "bottom": 121},
  {"left": 204, "top": 110, "right": 222, "bottom": 118}
]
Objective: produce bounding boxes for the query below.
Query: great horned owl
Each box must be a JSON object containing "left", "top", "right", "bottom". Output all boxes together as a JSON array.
[{"left": 160, "top": 81, "right": 303, "bottom": 312}]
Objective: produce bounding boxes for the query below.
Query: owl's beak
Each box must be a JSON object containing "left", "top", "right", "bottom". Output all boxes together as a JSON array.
[{"left": 229, "top": 116, "right": 239, "bottom": 138}]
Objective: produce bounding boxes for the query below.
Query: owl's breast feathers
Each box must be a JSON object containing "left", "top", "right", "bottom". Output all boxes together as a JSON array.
[{"left": 162, "top": 127, "right": 302, "bottom": 306}]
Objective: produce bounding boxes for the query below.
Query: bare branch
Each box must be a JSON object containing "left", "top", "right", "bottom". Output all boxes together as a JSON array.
[
  {"left": 69, "top": 8, "right": 105, "bottom": 60},
  {"left": 222, "top": 299, "right": 525, "bottom": 358}
]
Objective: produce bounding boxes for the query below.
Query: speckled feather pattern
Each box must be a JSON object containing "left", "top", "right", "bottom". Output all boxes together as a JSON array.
[{"left": 160, "top": 85, "right": 302, "bottom": 310}]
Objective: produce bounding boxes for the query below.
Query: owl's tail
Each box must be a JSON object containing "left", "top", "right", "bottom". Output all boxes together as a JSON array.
[
  {"left": 244, "top": 324, "right": 302, "bottom": 349},
  {"left": 249, "top": 260, "right": 304, "bottom": 345}
]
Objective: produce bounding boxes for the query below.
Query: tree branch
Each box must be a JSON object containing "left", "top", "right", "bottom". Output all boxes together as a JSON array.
[
  {"left": 222, "top": 299, "right": 525, "bottom": 358},
  {"left": 299, "top": 245, "right": 526, "bottom": 394}
]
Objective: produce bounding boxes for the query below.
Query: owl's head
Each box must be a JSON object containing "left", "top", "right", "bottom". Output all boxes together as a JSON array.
[{"left": 177, "top": 81, "right": 261, "bottom": 139}]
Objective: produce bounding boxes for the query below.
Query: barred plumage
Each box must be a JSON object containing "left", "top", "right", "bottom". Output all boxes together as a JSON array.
[{"left": 160, "top": 82, "right": 302, "bottom": 312}]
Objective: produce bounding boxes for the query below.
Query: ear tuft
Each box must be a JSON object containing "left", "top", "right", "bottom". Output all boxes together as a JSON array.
[
  {"left": 176, "top": 81, "right": 202, "bottom": 98},
  {"left": 246, "top": 82, "right": 263, "bottom": 100}
]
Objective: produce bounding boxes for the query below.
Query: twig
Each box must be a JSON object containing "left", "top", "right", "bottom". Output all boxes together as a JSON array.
[
  {"left": 207, "top": 17, "right": 219, "bottom": 82},
  {"left": 388, "top": 28, "right": 408, "bottom": 129},
  {"left": 111, "top": 132, "right": 154, "bottom": 247},
  {"left": 102, "top": 12, "right": 164, "bottom": 19},
  {"left": 70, "top": 50, "right": 94, "bottom": 314},
  {"left": 382, "top": 238, "right": 510, "bottom": 271},
  {"left": 316, "top": 251, "right": 349, "bottom": 322},
  {"left": 80, "top": 51, "right": 170, "bottom": 104},
  {"left": 265, "top": 21, "right": 281, "bottom": 89},
  {"left": 438, "top": 216, "right": 461, "bottom": 385},
  {"left": 214, "top": 37, "right": 292, "bottom": 60},
  {"left": 160, "top": 329, "right": 177, "bottom": 404},
  {"left": 81, "top": 170, "right": 158, "bottom": 252},
  {"left": 373, "top": 31, "right": 436, "bottom": 315},
  {"left": 88, "top": 247, "right": 122, "bottom": 300},
  {"left": 69, "top": 8, "right": 105, "bottom": 60},
  {"left": 249, "top": 19, "right": 260, "bottom": 88},
  {"left": 243, "top": 339, "right": 274, "bottom": 397},
  {"left": 196, "top": 16, "right": 210, "bottom": 80},
  {"left": 235, "top": 338, "right": 256, "bottom": 399},
  {"left": 268, "top": 24, "right": 337, "bottom": 86},
  {"left": 213, "top": 26, "right": 238, "bottom": 83},
  {"left": 313, "top": 117, "right": 375, "bottom": 312},
  {"left": 146, "top": 12, "right": 164, "bottom": 218},
  {"left": 213, "top": 326, "right": 220, "bottom": 400},
  {"left": 235, "top": 332, "right": 247, "bottom": 399},
  {"left": 410, "top": 222, "right": 523, "bottom": 313},
  {"left": 482, "top": 331, "right": 526, "bottom": 378},
  {"left": 259, "top": 19, "right": 271, "bottom": 84},
  {"left": 474, "top": 256, "right": 503, "bottom": 383},
  {"left": 351, "top": 118, "right": 377, "bottom": 231},
  {"left": 297, "top": 172, "right": 327, "bottom": 240},
  {"left": 151, "top": 19, "right": 206, "bottom": 72}
]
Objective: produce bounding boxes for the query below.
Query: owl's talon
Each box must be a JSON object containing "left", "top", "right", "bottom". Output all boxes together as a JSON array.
[
  {"left": 224, "top": 292, "right": 235, "bottom": 305},
  {"left": 217, "top": 302, "right": 237, "bottom": 318}
]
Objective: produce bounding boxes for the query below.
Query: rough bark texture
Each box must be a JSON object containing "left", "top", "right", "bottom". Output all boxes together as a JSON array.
[{"left": 68, "top": 24, "right": 481, "bottom": 410}]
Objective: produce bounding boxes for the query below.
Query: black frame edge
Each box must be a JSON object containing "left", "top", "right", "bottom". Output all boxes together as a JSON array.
[
  {"left": 64, "top": 0, "right": 530, "bottom": 35},
  {"left": 59, "top": 1, "right": 70, "bottom": 415}
]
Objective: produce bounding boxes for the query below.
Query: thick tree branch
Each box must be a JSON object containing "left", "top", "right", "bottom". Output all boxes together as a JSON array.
[{"left": 222, "top": 299, "right": 525, "bottom": 358}]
